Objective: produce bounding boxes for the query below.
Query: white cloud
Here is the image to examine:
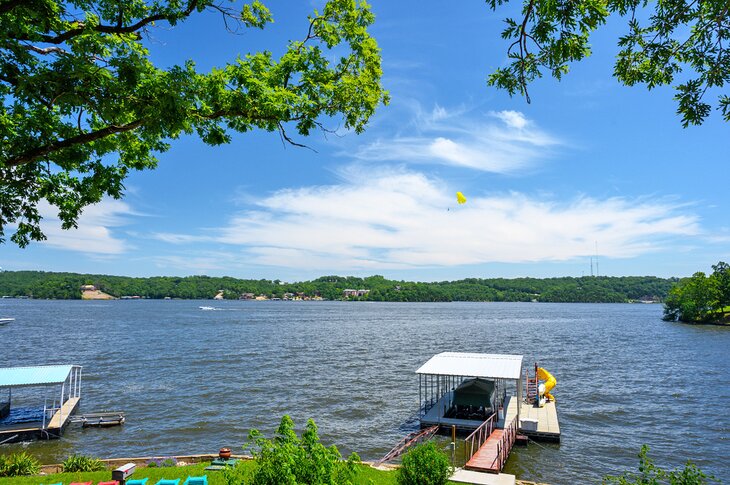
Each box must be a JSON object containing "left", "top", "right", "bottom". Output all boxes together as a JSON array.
[
  {"left": 160, "top": 167, "right": 700, "bottom": 271},
  {"left": 493, "top": 110, "right": 528, "bottom": 130},
  {"left": 151, "top": 233, "right": 213, "bottom": 245},
  {"left": 351, "top": 106, "right": 559, "bottom": 173},
  {"left": 38, "top": 199, "right": 135, "bottom": 255}
]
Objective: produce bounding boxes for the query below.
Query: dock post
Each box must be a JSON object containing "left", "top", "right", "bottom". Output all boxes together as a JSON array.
[
  {"left": 59, "top": 381, "right": 65, "bottom": 432},
  {"left": 451, "top": 425, "right": 456, "bottom": 468}
]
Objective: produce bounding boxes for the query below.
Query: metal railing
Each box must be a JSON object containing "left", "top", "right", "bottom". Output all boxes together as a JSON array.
[
  {"left": 376, "top": 425, "right": 439, "bottom": 465},
  {"left": 490, "top": 415, "right": 518, "bottom": 471},
  {"left": 42, "top": 401, "right": 58, "bottom": 430},
  {"left": 463, "top": 412, "right": 497, "bottom": 463}
]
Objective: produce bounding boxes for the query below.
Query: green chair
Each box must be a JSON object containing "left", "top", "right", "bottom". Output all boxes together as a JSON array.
[{"left": 182, "top": 476, "right": 207, "bottom": 485}]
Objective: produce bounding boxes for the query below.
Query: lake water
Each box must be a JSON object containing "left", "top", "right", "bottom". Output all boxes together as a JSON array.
[{"left": 0, "top": 300, "right": 728, "bottom": 483}]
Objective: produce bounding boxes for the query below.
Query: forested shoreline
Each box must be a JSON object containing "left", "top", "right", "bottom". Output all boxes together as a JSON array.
[
  {"left": 662, "top": 262, "right": 730, "bottom": 324},
  {"left": 0, "top": 271, "right": 675, "bottom": 303}
]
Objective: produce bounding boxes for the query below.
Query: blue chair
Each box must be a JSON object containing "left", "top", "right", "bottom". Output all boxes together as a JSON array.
[
  {"left": 182, "top": 476, "right": 207, "bottom": 485},
  {"left": 126, "top": 480, "right": 149, "bottom": 485},
  {"left": 153, "top": 480, "right": 180, "bottom": 485}
]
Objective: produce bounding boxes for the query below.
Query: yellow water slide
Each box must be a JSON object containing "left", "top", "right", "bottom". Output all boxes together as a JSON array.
[{"left": 537, "top": 367, "right": 557, "bottom": 403}]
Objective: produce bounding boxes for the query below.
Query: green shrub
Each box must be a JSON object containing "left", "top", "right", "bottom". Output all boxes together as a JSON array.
[
  {"left": 61, "top": 454, "right": 107, "bottom": 473},
  {"left": 603, "top": 445, "right": 718, "bottom": 484},
  {"left": 146, "top": 457, "right": 178, "bottom": 468},
  {"left": 0, "top": 451, "right": 41, "bottom": 477},
  {"left": 396, "top": 441, "right": 451, "bottom": 485},
  {"left": 235, "top": 415, "right": 360, "bottom": 485}
]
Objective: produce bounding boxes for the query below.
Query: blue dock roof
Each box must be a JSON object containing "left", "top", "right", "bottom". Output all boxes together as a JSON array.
[{"left": 0, "top": 365, "right": 80, "bottom": 388}]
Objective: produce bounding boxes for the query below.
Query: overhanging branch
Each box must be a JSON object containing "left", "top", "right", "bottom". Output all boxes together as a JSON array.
[
  {"left": 3, "top": 119, "right": 145, "bottom": 168},
  {"left": 29, "top": 0, "right": 201, "bottom": 45}
]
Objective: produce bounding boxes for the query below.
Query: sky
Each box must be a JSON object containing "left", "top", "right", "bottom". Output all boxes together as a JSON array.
[{"left": 2, "top": 0, "right": 728, "bottom": 281}]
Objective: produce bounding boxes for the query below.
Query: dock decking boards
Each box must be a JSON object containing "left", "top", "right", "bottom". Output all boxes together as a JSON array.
[
  {"left": 518, "top": 400, "right": 560, "bottom": 441},
  {"left": 465, "top": 429, "right": 504, "bottom": 473},
  {"left": 501, "top": 395, "right": 560, "bottom": 441},
  {"left": 48, "top": 396, "right": 80, "bottom": 429}
]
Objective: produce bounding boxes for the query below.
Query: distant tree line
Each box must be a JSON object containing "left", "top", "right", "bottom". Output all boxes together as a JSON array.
[
  {"left": 0, "top": 271, "right": 676, "bottom": 303},
  {"left": 663, "top": 262, "right": 730, "bottom": 324}
]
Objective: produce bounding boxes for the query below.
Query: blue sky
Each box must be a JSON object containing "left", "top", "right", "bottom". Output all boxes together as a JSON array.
[{"left": 2, "top": 0, "right": 728, "bottom": 281}]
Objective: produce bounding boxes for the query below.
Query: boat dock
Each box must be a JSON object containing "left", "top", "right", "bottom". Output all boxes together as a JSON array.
[
  {"left": 0, "top": 365, "right": 82, "bottom": 444},
  {"left": 518, "top": 399, "right": 560, "bottom": 441},
  {"left": 413, "top": 352, "right": 560, "bottom": 477}
]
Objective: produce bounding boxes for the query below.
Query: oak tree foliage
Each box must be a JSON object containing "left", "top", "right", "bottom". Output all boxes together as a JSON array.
[
  {"left": 0, "top": 0, "right": 388, "bottom": 246},
  {"left": 663, "top": 261, "right": 730, "bottom": 323},
  {"left": 486, "top": 0, "right": 730, "bottom": 126}
]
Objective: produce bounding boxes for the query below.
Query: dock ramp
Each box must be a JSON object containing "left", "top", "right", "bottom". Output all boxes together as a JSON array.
[
  {"left": 376, "top": 425, "right": 439, "bottom": 465},
  {"left": 464, "top": 415, "right": 518, "bottom": 474}
]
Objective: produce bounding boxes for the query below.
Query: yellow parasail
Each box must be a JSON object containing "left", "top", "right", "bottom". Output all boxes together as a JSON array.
[{"left": 456, "top": 192, "right": 467, "bottom": 204}]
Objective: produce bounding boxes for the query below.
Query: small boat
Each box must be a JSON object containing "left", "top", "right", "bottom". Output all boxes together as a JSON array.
[
  {"left": 0, "top": 318, "right": 14, "bottom": 325},
  {"left": 199, "top": 306, "right": 216, "bottom": 311}
]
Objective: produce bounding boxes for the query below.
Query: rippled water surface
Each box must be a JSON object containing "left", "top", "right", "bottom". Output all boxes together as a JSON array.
[{"left": 0, "top": 300, "right": 728, "bottom": 483}]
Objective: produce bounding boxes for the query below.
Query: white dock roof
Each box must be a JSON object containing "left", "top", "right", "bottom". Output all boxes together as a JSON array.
[
  {"left": 416, "top": 352, "right": 523, "bottom": 380},
  {"left": 0, "top": 365, "right": 79, "bottom": 388}
]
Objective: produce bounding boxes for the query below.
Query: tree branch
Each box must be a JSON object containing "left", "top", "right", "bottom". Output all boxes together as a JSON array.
[
  {"left": 21, "top": 43, "right": 69, "bottom": 55},
  {"left": 518, "top": 0, "right": 536, "bottom": 103},
  {"left": 33, "top": 0, "right": 201, "bottom": 45},
  {"left": 3, "top": 119, "right": 145, "bottom": 168},
  {"left": 277, "top": 122, "right": 316, "bottom": 151}
]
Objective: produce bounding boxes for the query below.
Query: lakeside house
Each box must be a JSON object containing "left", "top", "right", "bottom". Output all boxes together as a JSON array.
[
  {"left": 240, "top": 292, "right": 321, "bottom": 301},
  {"left": 80, "top": 285, "right": 115, "bottom": 300},
  {"left": 343, "top": 289, "right": 370, "bottom": 298}
]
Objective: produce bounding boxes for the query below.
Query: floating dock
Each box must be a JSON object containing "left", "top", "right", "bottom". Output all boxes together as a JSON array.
[
  {"left": 517, "top": 399, "right": 560, "bottom": 441},
  {"left": 413, "top": 353, "right": 560, "bottom": 476},
  {"left": 0, "top": 365, "right": 82, "bottom": 444}
]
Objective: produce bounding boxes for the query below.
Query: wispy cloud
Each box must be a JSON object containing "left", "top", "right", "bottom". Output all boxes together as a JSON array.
[
  {"left": 156, "top": 167, "right": 700, "bottom": 271},
  {"left": 38, "top": 199, "right": 136, "bottom": 255},
  {"left": 146, "top": 252, "right": 238, "bottom": 273},
  {"left": 350, "top": 105, "right": 560, "bottom": 173}
]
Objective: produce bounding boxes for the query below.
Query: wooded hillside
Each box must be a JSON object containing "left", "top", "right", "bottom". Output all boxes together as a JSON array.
[{"left": 0, "top": 271, "right": 675, "bottom": 303}]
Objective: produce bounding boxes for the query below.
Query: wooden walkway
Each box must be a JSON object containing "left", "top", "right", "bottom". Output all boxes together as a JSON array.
[
  {"left": 48, "top": 397, "right": 80, "bottom": 429},
  {"left": 465, "top": 428, "right": 504, "bottom": 473}
]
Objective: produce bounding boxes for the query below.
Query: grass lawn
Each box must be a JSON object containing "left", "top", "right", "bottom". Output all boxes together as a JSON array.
[
  {"left": 0, "top": 462, "right": 403, "bottom": 485},
  {"left": 0, "top": 462, "right": 464, "bottom": 485}
]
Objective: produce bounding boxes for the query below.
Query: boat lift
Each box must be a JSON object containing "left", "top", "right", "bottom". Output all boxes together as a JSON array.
[{"left": 0, "top": 364, "right": 83, "bottom": 443}]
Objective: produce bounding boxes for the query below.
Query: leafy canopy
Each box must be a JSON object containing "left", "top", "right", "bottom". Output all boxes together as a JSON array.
[
  {"left": 226, "top": 415, "right": 360, "bottom": 485},
  {"left": 486, "top": 0, "right": 730, "bottom": 126},
  {"left": 663, "top": 261, "right": 730, "bottom": 323},
  {"left": 0, "top": 0, "right": 388, "bottom": 246}
]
